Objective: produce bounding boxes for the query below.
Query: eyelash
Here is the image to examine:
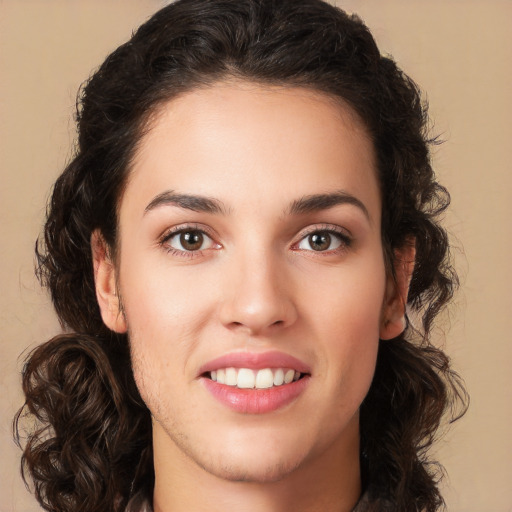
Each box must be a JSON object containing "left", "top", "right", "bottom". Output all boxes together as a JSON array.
[
  {"left": 292, "top": 225, "right": 353, "bottom": 255},
  {"left": 158, "top": 224, "right": 352, "bottom": 259},
  {"left": 159, "top": 224, "right": 220, "bottom": 259}
]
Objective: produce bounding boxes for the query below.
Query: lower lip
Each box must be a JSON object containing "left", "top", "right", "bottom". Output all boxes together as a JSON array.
[{"left": 201, "top": 376, "right": 310, "bottom": 414}]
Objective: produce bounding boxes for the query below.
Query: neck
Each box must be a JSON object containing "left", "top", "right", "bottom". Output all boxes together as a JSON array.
[{"left": 151, "top": 419, "right": 362, "bottom": 512}]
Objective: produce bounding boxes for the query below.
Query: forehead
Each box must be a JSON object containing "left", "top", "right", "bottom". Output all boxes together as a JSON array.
[{"left": 125, "top": 81, "right": 380, "bottom": 221}]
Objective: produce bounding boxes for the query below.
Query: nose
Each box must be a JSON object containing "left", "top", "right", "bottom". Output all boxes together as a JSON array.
[{"left": 218, "top": 249, "right": 298, "bottom": 336}]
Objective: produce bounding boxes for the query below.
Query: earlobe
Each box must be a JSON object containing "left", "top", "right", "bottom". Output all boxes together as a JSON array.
[
  {"left": 380, "top": 240, "right": 416, "bottom": 340},
  {"left": 91, "top": 230, "right": 127, "bottom": 333}
]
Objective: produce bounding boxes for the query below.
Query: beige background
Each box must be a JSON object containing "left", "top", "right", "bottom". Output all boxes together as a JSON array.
[{"left": 1, "top": 1, "right": 510, "bottom": 511}]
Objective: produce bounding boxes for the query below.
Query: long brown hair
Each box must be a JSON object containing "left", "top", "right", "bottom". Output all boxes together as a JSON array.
[{"left": 15, "top": 1, "right": 467, "bottom": 511}]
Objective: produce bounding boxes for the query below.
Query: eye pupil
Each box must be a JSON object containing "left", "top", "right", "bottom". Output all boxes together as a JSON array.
[
  {"left": 309, "top": 232, "right": 331, "bottom": 251},
  {"left": 180, "top": 231, "right": 203, "bottom": 251}
]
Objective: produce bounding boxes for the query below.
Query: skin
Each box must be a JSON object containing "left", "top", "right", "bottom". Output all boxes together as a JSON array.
[{"left": 93, "top": 81, "right": 413, "bottom": 512}]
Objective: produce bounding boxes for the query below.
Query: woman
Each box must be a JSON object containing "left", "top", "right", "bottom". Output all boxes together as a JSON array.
[{"left": 15, "top": 0, "right": 467, "bottom": 511}]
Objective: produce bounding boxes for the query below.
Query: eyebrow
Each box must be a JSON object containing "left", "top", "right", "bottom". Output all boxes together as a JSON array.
[
  {"left": 144, "top": 191, "right": 228, "bottom": 215},
  {"left": 144, "top": 189, "right": 369, "bottom": 220},
  {"left": 288, "top": 191, "right": 370, "bottom": 220}
]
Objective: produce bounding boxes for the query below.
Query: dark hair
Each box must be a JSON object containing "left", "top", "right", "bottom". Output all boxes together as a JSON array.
[{"left": 15, "top": 1, "right": 467, "bottom": 511}]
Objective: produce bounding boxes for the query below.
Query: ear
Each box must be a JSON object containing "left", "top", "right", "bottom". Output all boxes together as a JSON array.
[
  {"left": 91, "top": 230, "right": 127, "bottom": 333},
  {"left": 380, "top": 239, "right": 416, "bottom": 340}
]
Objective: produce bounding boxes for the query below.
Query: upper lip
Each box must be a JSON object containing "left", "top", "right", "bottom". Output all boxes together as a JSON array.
[{"left": 198, "top": 350, "right": 311, "bottom": 376}]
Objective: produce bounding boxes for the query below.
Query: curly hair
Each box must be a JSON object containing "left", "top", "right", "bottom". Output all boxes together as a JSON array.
[{"left": 14, "top": 1, "right": 468, "bottom": 511}]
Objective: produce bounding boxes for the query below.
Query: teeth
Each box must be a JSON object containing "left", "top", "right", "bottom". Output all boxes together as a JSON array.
[
  {"left": 209, "top": 367, "right": 302, "bottom": 389},
  {"left": 255, "top": 368, "right": 274, "bottom": 389},
  {"left": 284, "top": 369, "right": 295, "bottom": 384},
  {"left": 273, "top": 368, "right": 284, "bottom": 386},
  {"left": 225, "top": 367, "right": 237, "bottom": 386},
  {"left": 237, "top": 368, "right": 255, "bottom": 389}
]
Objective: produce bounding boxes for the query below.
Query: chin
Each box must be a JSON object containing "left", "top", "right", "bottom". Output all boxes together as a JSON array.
[
  {"left": 202, "top": 425, "right": 314, "bottom": 483},
  {"left": 166, "top": 423, "right": 309, "bottom": 484},
  {"left": 201, "top": 454, "right": 303, "bottom": 484}
]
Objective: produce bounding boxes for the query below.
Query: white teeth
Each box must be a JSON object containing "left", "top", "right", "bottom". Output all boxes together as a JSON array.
[
  {"left": 255, "top": 368, "right": 274, "bottom": 389},
  {"left": 273, "top": 368, "right": 284, "bottom": 386},
  {"left": 208, "top": 367, "right": 304, "bottom": 389},
  {"left": 225, "top": 367, "right": 237, "bottom": 386},
  {"left": 237, "top": 368, "right": 255, "bottom": 389},
  {"left": 284, "top": 369, "right": 295, "bottom": 384}
]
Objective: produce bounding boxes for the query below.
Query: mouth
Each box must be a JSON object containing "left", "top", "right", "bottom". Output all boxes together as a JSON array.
[
  {"left": 204, "top": 367, "right": 306, "bottom": 390},
  {"left": 199, "top": 351, "right": 311, "bottom": 414}
]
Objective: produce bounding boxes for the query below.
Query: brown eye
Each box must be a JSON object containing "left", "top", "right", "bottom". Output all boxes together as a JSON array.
[
  {"left": 180, "top": 231, "right": 204, "bottom": 251},
  {"left": 309, "top": 232, "right": 331, "bottom": 251},
  {"left": 167, "top": 229, "right": 216, "bottom": 252},
  {"left": 297, "top": 230, "right": 345, "bottom": 252}
]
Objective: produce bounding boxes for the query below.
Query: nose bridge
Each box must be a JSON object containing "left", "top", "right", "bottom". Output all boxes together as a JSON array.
[{"left": 220, "top": 239, "right": 296, "bottom": 334}]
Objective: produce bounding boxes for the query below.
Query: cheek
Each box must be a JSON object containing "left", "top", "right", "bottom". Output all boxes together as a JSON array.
[
  {"left": 304, "top": 253, "right": 386, "bottom": 342},
  {"left": 119, "top": 250, "right": 215, "bottom": 337},
  {"left": 303, "top": 254, "right": 385, "bottom": 394},
  {"left": 117, "top": 252, "right": 226, "bottom": 411},
  {"left": 320, "top": 301, "right": 380, "bottom": 399},
  {"left": 117, "top": 263, "right": 203, "bottom": 392}
]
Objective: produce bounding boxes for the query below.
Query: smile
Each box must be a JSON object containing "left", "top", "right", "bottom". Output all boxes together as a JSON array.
[
  {"left": 208, "top": 367, "right": 302, "bottom": 389},
  {"left": 199, "top": 352, "right": 311, "bottom": 414}
]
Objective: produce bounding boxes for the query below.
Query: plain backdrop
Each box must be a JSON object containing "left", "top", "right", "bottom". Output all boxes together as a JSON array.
[{"left": 1, "top": 1, "right": 511, "bottom": 511}]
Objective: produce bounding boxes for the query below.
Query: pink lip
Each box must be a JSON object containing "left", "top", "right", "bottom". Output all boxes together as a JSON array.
[
  {"left": 199, "top": 351, "right": 311, "bottom": 414},
  {"left": 201, "top": 375, "right": 310, "bottom": 414},
  {"left": 198, "top": 350, "right": 311, "bottom": 375}
]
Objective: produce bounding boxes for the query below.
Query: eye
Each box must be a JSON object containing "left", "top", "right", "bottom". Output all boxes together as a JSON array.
[
  {"left": 297, "top": 230, "right": 347, "bottom": 252},
  {"left": 165, "top": 229, "right": 217, "bottom": 252}
]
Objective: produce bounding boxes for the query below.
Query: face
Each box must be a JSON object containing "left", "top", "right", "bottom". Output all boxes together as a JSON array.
[{"left": 95, "top": 81, "right": 404, "bottom": 484}]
